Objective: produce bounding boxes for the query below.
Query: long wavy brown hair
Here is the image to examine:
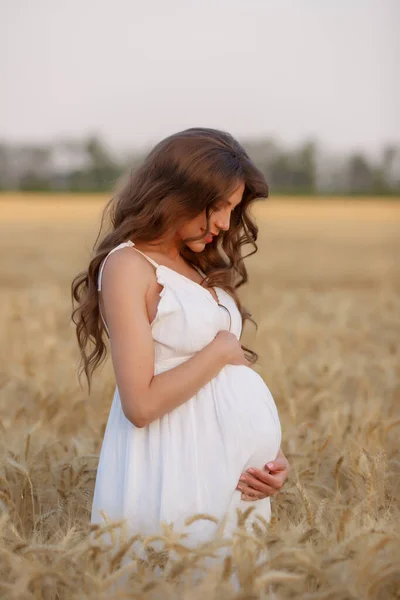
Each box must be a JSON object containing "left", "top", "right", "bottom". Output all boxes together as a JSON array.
[{"left": 71, "top": 127, "right": 269, "bottom": 389}]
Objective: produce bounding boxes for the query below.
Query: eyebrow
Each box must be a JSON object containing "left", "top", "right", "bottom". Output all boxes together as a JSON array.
[
  {"left": 228, "top": 199, "right": 241, "bottom": 208},
  {"left": 222, "top": 199, "right": 240, "bottom": 208}
]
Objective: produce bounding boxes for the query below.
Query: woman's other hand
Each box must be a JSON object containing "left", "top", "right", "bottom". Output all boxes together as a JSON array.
[
  {"left": 213, "top": 330, "right": 251, "bottom": 367},
  {"left": 236, "top": 448, "right": 290, "bottom": 501}
]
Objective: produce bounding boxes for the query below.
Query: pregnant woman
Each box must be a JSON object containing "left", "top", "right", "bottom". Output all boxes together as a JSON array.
[{"left": 71, "top": 127, "right": 289, "bottom": 551}]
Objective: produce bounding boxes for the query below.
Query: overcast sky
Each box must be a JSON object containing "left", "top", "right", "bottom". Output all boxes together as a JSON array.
[{"left": 1, "top": 0, "right": 399, "bottom": 154}]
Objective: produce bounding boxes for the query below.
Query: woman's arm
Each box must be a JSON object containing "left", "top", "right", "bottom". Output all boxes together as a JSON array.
[{"left": 100, "top": 248, "right": 228, "bottom": 427}]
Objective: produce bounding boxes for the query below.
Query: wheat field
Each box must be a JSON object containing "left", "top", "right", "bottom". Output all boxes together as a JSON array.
[{"left": 0, "top": 194, "right": 399, "bottom": 599}]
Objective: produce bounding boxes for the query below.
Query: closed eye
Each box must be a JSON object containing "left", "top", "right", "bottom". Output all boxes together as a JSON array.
[
  {"left": 214, "top": 202, "right": 232, "bottom": 212},
  {"left": 211, "top": 198, "right": 241, "bottom": 215}
]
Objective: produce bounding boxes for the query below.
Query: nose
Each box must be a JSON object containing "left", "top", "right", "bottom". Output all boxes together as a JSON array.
[{"left": 214, "top": 213, "right": 230, "bottom": 232}]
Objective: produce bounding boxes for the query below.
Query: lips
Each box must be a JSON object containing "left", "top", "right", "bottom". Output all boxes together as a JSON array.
[{"left": 201, "top": 229, "right": 217, "bottom": 242}]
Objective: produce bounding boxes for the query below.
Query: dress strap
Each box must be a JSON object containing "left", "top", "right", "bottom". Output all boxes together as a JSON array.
[
  {"left": 127, "top": 240, "right": 160, "bottom": 269},
  {"left": 97, "top": 240, "right": 159, "bottom": 337},
  {"left": 96, "top": 242, "right": 131, "bottom": 337},
  {"left": 98, "top": 242, "right": 131, "bottom": 292},
  {"left": 192, "top": 264, "right": 207, "bottom": 278},
  {"left": 97, "top": 240, "right": 159, "bottom": 292}
]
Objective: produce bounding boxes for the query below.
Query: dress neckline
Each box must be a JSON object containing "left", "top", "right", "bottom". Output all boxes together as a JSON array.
[
  {"left": 126, "top": 239, "right": 224, "bottom": 308},
  {"left": 157, "top": 264, "right": 223, "bottom": 307}
]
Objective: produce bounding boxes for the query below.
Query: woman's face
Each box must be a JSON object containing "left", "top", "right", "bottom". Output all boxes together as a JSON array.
[{"left": 178, "top": 181, "right": 245, "bottom": 252}]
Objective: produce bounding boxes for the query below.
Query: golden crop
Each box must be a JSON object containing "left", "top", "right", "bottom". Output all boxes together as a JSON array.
[{"left": 0, "top": 194, "right": 399, "bottom": 599}]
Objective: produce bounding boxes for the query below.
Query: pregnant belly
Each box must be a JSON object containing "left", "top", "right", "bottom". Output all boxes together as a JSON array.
[{"left": 210, "top": 364, "right": 282, "bottom": 471}]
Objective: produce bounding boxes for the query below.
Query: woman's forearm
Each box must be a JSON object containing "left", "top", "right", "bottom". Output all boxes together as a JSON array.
[{"left": 128, "top": 339, "right": 226, "bottom": 426}]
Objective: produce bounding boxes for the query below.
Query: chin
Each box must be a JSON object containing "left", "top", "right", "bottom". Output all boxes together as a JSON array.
[
  {"left": 187, "top": 241, "right": 206, "bottom": 252},
  {"left": 186, "top": 240, "right": 206, "bottom": 252}
]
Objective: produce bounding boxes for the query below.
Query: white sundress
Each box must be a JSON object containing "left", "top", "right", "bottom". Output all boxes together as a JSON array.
[{"left": 91, "top": 240, "right": 282, "bottom": 550}]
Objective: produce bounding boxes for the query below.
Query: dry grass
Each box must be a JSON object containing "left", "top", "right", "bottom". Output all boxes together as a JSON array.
[{"left": 0, "top": 193, "right": 399, "bottom": 599}]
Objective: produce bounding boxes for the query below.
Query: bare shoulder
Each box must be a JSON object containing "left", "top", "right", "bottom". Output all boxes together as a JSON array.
[{"left": 100, "top": 246, "right": 155, "bottom": 293}]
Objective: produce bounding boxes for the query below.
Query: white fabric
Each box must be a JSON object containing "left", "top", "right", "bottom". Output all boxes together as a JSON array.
[{"left": 92, "top": 240, "right": 282, "bottom": 549}]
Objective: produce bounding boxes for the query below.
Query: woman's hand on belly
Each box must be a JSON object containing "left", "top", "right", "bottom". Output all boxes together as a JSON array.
[{"left": 236, "top": 448, "right": 291, "bottom": 501}]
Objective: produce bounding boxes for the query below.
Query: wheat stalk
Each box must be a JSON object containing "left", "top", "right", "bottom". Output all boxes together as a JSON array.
[{"left": 295, "top": 481, "right": 314, "bottom": 527}]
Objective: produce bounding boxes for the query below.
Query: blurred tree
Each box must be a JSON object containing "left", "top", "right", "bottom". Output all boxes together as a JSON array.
[
  {"left": 380, "top": 145, "right": 400, "bottom": 191},
  {"left": 281, "top": 140, "right": 317, "bottom": 193},
  {"left": 255, "top": 140, "right": 316, "bottom": 194},
  {"left": 18, "top": 146, "right": 52, "bottom": 191},
  {"left": 0, "top": 144, "right": 9, "bottom": 190},
  {"left": 84, "top": 135, "right": 121, "bottom": 190},
  {"left": 0, "top": 135, "right": 398, "bottom": 195},
  {"left": 268, "top": 152, "right": 293, "bottom": 191},
  {"left": 346, "top": 153, "right": 374, "bottom": 194}
]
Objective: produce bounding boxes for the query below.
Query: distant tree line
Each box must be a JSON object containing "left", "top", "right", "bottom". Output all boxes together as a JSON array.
[{"left": 0, "top": 135, "right": 399, "bottom": 196}]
